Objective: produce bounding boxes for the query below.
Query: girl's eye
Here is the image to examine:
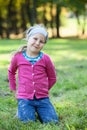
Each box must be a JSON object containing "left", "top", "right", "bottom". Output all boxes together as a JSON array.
[
  {"left": 40, "top": 40, "right": 45, "bottom": 44},
  {"left": 34, "top": 38, "right": 37, "bottom": 40}
]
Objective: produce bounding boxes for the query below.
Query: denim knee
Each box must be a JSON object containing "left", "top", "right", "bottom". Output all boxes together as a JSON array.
[
  {"left": 17, "top": 99, "right": 36, "bottom": 122},
  {"left": 36, "top": 98, "right": 58, "bottom": 123}
]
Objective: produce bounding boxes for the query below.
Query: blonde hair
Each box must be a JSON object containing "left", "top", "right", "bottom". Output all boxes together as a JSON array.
[
  {"left": 11, "top": 45, "right": 27, "bottom": 58},
  {"left": 11, "top": 24, "right": 48, "bottom": 57}
]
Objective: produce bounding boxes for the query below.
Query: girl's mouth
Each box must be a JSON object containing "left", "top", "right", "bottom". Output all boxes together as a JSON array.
[{"left": 33, "top": 46, "right": 39, "bottom": 49}]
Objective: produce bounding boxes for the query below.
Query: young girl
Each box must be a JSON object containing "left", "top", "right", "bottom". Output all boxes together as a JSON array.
[{"left": 8, "top": 25, "right": 58, "bottom": 123}]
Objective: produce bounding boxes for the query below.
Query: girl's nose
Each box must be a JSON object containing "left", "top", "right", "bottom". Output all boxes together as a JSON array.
[{"left": 36, "top": 40, "right": 40, "bottom": 45}]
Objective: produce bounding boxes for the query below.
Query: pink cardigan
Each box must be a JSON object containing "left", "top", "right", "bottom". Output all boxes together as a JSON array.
[{"left": 8, "top": 52, "right": 57, "bottom": 99}]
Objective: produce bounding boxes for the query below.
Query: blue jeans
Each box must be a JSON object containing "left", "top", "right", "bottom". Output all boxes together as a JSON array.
[{"left": 17, "top": 97, "right": 58, "bottom": 123}]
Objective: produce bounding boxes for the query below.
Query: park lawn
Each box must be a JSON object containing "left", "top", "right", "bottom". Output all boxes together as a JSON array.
[{"left": 0, "top": 38, "right": 87, "bottom": 130}]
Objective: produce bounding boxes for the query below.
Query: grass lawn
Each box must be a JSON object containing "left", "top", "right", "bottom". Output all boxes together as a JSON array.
[{"left": 0, "top": 38, "right": 87, "bottom": 130}]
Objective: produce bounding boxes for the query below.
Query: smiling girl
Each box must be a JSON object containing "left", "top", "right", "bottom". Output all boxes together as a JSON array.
[{"left": 8, "top": 24, "right": 58, "bottom": 123}]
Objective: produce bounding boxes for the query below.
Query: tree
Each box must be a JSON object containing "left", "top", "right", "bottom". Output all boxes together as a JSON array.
[
  {"left": 66, "top": 0, "right": 87, "bottom": 35},
  {"left": 25, "top": 0, "right": 37, "bottom": 26},
  {"left": 0, "top": 0, "right": 86, "bottom": 38},
  {"left": 0, "top": 8, "right": 4, "bottom": 38}
]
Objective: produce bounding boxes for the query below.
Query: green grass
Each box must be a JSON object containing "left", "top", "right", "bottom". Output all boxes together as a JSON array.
[{"left": 0, "top": 38, "right": 87, "bottom": 130}]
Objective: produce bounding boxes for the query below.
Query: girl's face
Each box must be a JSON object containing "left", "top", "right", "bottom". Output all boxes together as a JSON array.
[{"left": 27, "top": 33, "right": 46, "bottom": 56}]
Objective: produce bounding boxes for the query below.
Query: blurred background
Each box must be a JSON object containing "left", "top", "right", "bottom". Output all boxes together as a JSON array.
[{"left": 0, "top": 0, "right": 87, "bottom": 39}]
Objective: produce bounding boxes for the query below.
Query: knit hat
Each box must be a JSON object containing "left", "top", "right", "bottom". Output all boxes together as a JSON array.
[{"left": 26, "top": 25, "right": 48, "bottom": 42}]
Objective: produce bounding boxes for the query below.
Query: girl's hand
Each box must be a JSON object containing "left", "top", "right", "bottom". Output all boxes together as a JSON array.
[
  {"left": 13, "top": 90, "right": 17, "bottom": 98},
  {"left": 11, "top": 90, "right": 17, "bottom": 98}
]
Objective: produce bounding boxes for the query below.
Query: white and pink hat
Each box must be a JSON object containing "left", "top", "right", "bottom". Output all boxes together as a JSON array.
[{"left": 26, "top": 25, "right": 48, "bottom": 42}]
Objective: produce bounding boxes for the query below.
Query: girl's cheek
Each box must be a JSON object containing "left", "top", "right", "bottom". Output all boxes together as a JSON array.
[{"left": 28, "top": 39, "right": 33, "bottom": 43}]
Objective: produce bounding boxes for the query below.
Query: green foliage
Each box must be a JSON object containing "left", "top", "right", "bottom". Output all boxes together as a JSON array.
[
  {"left": 0, "top": 39, "right": 87, "bottom": 129},
  {"left": 0, "top": 0, "right": 87, "bottom": 38}
]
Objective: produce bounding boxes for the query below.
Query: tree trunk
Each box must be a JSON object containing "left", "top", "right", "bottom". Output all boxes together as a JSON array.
[
  {"left": 21, "top": 3, "right": 27, "bottom": 31},
  {"left": 56, "top": 4, "right": 61, "bottom": 38},
  {"left": 25, "top": 0, "right": 37, "bottom": 26},
  {"left": 0, "top": 10, "right": 4, "bottom": 38},
  {"left": 82, "top": 11, "right": 86, "bottom": 35},
  {"left": 74, "top": 10, "right": 80, "bottom": 36},
  {"left": 50, "top": 1, "right": 54, "bottom": 37},
  {"left": 6, "top": 0, "right": 13, "bottom": 38},
  {"left": 32, "top": 0, "right": 37, "bottom": 24}
]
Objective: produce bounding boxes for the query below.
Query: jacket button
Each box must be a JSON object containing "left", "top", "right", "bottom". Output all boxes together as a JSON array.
[
  {"left": 34, "top": 90, "right": 36, "bottom": 93},
  {"left": 32, "top": 65, "right": 34, "bottom": 67},
  {"left": 33, "top": 82, "right": 35, "bottom": 85}
]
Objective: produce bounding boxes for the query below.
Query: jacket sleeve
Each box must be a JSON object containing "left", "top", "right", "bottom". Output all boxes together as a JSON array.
[
  {"left": 8, "top": 54, "right": 18, "bottom": 91},
  {"left": 45, "top": 54, "right": 57, "bottom": 90}
]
